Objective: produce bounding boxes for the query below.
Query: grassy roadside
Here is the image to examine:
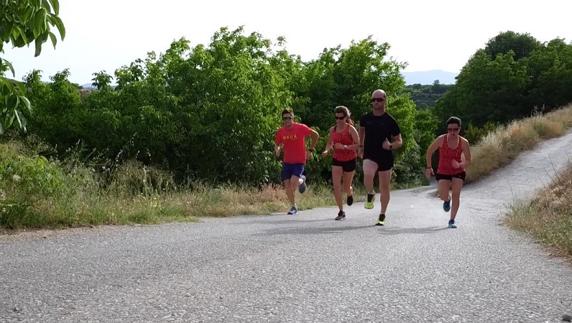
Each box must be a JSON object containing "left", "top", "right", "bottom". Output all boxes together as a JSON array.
[
  {"left": 0, "top": 142, "right": 337, "bottom": 230},
  {"left": 505, "top": 163, "right": 572, "bottom": 260},
  {"left": 0, "top": 180, "right": 337, "bottom": 231},
  {"left": 466, "top": 104, "right": 572, "bottom": 182}
]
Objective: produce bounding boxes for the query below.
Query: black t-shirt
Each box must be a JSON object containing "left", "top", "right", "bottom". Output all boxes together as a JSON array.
[{"left": 359, "top": 112, "right": 401, "bottom": 158}]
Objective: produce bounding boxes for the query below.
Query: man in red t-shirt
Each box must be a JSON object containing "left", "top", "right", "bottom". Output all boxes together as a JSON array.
[{"left": 274, "top": 108, "right": 319, "bottom": 215}]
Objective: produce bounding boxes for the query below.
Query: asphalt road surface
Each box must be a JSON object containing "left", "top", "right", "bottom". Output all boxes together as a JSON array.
[{"left": 2, "top": 131, "right": 572, "bottom": 322}]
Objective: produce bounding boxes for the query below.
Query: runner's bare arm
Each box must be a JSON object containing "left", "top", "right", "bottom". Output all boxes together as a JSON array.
[
  {"left": 274, "top": 143, "right": 283, "bottom": 158},
  {"left": 321, "top": 127, "right": 334, "bottom": 157},
  {"left": 349, "top": 125, "right": 360, "bottom": 151},
  {"left": 308, "top": 128, "right": 319, "bottom": 151},
  {"left": 425, "top": 136, "right": 443, "bottom": 177},
  {"left": 461, "top": 138, "right": 471, "bottom": 169},
  {"left": 386, "top": 133, "right": 403, "bottom": 150}
]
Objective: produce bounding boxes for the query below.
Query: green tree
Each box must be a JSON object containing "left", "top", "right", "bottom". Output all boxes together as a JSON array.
[
  {"left": 436, "top": 50, "right": 528, "bottom": 126},
  {"left": 483, "top": 31, "right": 541, "bottom": 60},
  {"left": 526, "top": 38, "right": 572, "bottom": 110},
  {"left": 436, "top": 31, "right": 572, "bottom": 131},
  {"left": 173, "top": 27, "right": 290, "bottom": 182},
  {"left": 91, "top": 71, "right": 113, "bottom": 91},
  {"left": 26, "top": 69, "right": 84, "bottom": 150},
  {"left": 0, "top": 0, "right": 65, "bottom": 133},
  {"left": 21, "top": 27, "right": 436, "bottom": 186}
]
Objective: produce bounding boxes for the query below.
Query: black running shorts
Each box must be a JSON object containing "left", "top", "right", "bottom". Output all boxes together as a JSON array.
[
  {"left": 436, "top": 172, "right": 466, "bottom": 181},
  {"left": 332, "top": 158, "right": 357, "bottom": 172}
]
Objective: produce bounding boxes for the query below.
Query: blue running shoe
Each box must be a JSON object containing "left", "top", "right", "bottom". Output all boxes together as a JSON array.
[
  {"left": 298, "top": 175, "right": 306, "bottom": 193},
  {"left": 443, "top": 198, "right": 451, "bottom": 212},
  {"left": 448, "top": 219, "right": 457, "bottom": 228}
]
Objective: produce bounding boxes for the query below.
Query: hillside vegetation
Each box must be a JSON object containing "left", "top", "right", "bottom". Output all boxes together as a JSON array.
[
  {"left": 466, "top": 104, "right": 572, "bottom": 182},
  {"left": 406, "top": 82, "right": 452, "bottom": 109}
]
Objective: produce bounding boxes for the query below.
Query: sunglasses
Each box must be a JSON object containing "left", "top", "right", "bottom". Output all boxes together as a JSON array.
[
  {"left": 335, "top": 116, "right": 346, "bottom": 120},
  {"left": 371, "top": 97, "right": 385, "bottom": 102},
  {"left": 282, "top": 116, "right": 292, "bottom": 120},
  {"left": 447, "top": 127, "right": 459, "bottom": 132}
]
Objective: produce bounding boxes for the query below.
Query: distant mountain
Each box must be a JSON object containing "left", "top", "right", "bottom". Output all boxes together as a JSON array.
[
  {"left": 402, "top": 70, "right": 457, "bottom": 85},
  {"left": 81, "top": 83, "right": 95, "bottom": 89}
]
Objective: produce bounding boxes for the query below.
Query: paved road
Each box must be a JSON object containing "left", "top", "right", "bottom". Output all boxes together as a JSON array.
[{"left": 2, "top": 132, "right": 572, "bottom": 322}]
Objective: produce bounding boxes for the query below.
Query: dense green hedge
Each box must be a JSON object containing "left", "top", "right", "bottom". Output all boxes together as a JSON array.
[
  {"left": 21, "top": 27, "right": 430, "bottom": 185},
  {"left": 16, "top": 29, "right": 571, "bottom": 185}
]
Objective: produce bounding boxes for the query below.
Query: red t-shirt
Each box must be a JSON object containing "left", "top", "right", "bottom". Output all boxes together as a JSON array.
[
  {"left": 331, "top": 126, "right": 357, "bottom": 162},
  {"left": 275, "top": 123, "right": 312, "bottom": 164}
]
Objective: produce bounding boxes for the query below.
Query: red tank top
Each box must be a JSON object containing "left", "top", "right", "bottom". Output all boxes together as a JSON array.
[
  {"left": 332, "top": 125, "right": 357, "bottom": 162},
  {"left": 437, "top": 135, "right": 464, "bottom": 175}
]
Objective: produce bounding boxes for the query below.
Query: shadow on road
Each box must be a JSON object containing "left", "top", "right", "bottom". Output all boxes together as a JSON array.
[
  {"left": 241, "top": 218, "right": 334, "bottom": 225},
  {"left": 253, "top": 224, "right": 375, "bottom": 236},
  {"left": 376, "top": 226, "right": 449, "bottom": 235},
  {"left": 254, "top": 224, "right": 449, "bottom": 236}
]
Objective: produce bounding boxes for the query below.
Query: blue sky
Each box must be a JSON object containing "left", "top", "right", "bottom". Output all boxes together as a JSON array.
[{"left": 4, "top": 0, "right": 572, "bottom": 84}]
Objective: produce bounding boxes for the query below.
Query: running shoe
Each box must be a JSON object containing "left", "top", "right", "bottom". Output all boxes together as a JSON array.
[
  {"left": 298, "top": 175, "right": 306, "bottom": 193},
  {"left": 335, "top": 210, "right": 346, "bottom": 221},
  {"left": 287, "top": 206, "right": 298, "bottom": 215},
  {"left": 346, "top": 195, "right": 354, "bottom": 206},
  {"left": 448, "top": 219, "right": 457, "bottom": 228},
  {"left": 365, "top": 193, "right": 375, "bottom": 209},
  {"left": 376, "top": 213, "right": 385, "bottom": 226},
  {"left": 443, "top": 198, "right": 451, "bottom": 212}
]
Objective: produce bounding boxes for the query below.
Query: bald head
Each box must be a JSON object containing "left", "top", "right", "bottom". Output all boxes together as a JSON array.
[
  {"left": 371, "top": 89, "right": 386, "bottom": 99},
  {"left": 370, "top": 89, "right": 387, "bottom": 114}
]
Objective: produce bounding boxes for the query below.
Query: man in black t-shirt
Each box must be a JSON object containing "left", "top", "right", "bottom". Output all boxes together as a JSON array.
[{"left": 358, "top": 89, "right": 403, "bottom": 226}]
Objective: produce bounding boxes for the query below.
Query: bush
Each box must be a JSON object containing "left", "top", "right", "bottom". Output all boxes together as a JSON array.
[
  {"left": 0, "top": 141, "right": 72, "bottom": 228},
  {"left": 0, "top": 147, "right": 69, "bottom": 199}
]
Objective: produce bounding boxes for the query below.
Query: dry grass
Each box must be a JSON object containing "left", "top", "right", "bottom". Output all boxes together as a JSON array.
[
  {"left": 466, "top": 104, "right": 572, "bottom": 182},
  {"left": 0, "top": 134, "right": 345, "bottom": 230},
  {"left": 0, "top": 177, "right": 337, "bottom": 230},
  {"left": 506, "top": 163, "right": 572, "bottom": 260},
  {"left": 180, "top": 183, "right": 334, "bottom": 217}
]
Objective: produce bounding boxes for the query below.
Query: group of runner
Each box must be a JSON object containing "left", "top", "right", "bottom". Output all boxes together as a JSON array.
[{"left": 274, "top": 89, "right": 471, "bottom": 228}]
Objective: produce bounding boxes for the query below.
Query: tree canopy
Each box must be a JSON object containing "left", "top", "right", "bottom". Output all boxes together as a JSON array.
[
  {"left": 435, "top": 31, "right": 572, "bottom": 129},
  {"left": 0, "top": 0, "right": 65, "bottom": 134},
  {"left": 22, "top": 27, "right": 427, "bottom": 185}
]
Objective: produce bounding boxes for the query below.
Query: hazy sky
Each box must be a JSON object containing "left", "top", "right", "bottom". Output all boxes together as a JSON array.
[{"left": 4, "top": 0, "right": 572, "bottom": 84}]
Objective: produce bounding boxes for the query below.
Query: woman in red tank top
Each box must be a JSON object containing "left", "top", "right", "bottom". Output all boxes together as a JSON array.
[
  {"left": 425, "top": 117, "right": 472, "bottom": 228},
  {"left": 321, "top": 106, "right": 360, "bottom": 221}
]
